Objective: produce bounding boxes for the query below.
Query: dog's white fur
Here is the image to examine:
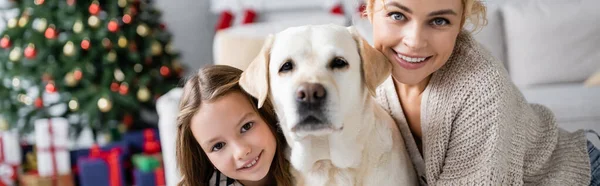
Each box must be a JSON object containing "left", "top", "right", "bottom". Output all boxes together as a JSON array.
[{"left": 240, "top": 24, "right": 418, "bottom": 186}]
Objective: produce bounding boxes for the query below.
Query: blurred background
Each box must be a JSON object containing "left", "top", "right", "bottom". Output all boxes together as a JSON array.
[{"left": 0, "top": 0, "right": 598, "bottom": 186}]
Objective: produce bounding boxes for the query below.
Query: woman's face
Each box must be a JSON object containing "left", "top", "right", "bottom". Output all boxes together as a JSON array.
[
  {"left": 191, "top": 91, "right": 276, "bottom": 183},
  {"left": 371, "top": 0, "right": 463, "bottom": 85}
]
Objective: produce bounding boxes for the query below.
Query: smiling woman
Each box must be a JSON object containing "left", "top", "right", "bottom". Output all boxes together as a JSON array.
[{"left": 365, "top": 0, "right": 596, "bottom": 185}]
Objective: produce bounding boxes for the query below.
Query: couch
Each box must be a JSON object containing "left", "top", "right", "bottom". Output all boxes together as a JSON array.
[{"left": 156, "top": 0, "right": 600, "bottom": 185}]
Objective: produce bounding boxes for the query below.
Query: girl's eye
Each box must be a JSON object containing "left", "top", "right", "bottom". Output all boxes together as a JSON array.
[
  {"left": 388, "top": 12, "right": 405, "bottom": 21},
  {"left": 431, "top": 18, "right": 450, "bottom": 26},
  {"left": 212, "top": 142, "right": 225, "bottom": 152},
  {"left": 241, "top": 122, "right": 254, "bottom": 133}
]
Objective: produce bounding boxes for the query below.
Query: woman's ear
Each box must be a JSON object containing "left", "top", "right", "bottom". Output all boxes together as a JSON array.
[
  {"left": 347, "top": 26, "right": 391, "bottom": 97},
  {"left": 240, "top": 35, "right": 275, "bottom": 108}
]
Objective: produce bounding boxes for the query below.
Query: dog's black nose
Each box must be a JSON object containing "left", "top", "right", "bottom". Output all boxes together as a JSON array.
[{"left": 296, "top": 83, "right": 326, "bottom": 104}]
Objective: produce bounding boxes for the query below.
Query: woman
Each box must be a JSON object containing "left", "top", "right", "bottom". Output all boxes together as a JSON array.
[{"left": 365, "top": 0, "right": 599, "bottom": 185}]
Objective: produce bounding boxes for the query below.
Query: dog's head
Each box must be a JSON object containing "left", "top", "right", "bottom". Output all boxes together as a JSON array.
[{"left": 240, "top": 25, "right": 390, "bottom": 138}]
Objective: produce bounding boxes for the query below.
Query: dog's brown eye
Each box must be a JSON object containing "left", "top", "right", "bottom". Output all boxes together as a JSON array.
[
  {"left": 330, "top": 57, "right": 348, "bottom": 69},
  {"left": 279, "top": 61, "right": 294, "bottom": 72}
]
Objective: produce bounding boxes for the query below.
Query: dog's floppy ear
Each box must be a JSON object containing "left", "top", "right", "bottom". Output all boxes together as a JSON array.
[
  {"left": 240, "top": 34, "right": 274, "bottom": 108},
  {"left": 347, "top": 26, "right": 391, "bottom": 97}
]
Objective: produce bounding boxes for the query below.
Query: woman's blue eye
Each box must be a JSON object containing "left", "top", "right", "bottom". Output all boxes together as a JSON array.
[
  {"left": 212, "top": 142, "right": 225, "bottom": 151},
  {"left": 241, "top": 122, "right": 254, "bottom": 133},
  {"left": 431, "top": 18, "right": 449, "bottom": 26},
  {"left": 389, "top": 12, "right": 405, "bottom": 21}
]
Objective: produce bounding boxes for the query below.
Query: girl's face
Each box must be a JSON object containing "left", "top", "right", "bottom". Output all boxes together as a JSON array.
[
  {"left": 371, "top": 0, "right": 463, "bottom": 85},
  {"left": 191, "top": 91, "right": 277, "bottom": 183}
]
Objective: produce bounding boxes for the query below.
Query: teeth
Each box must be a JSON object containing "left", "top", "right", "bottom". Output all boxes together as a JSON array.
[
  {"left": 398, "top": 54, "right": 427, "bottom": 63},
  {"left": 244, "top": 157, "right": 259, "bottom": 168}
]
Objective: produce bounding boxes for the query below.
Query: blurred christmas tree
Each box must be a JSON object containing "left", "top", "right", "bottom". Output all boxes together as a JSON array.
[{"left": 0, "top": 0, "right": 184, "bottom": 136}]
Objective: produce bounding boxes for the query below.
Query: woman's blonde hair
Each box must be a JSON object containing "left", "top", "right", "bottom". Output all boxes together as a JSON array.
[
  {"left": 175, "top": 65, "right": 293, "bottom": 186},
  {"left": 365, "top": 0, "right": 488, "bottom": 33}
]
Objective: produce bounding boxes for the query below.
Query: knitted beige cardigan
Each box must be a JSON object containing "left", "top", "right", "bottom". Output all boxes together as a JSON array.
[{"left": 375, "top": 31, "right": 591, "bottom": 186}]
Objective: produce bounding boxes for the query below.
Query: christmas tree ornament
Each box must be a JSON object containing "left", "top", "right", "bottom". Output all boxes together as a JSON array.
[
  {"left": 45, "top": 82, "right": 57, "bottom": 93},
  {"left": 134, "top": 63, "right": 143, "bottom": 73},
  {"left": 24, "top": 43, "right": 37, "bottom": 59},
  {"left": 12, "top": 77, "right": 20, "bottom": 88},
  {"left": 73, "top": 69, "right": 83, "bottom": 80},
  {"left": 118, "top": 0, "right": 127, "bottom": 8},
  {"left": 97, "top": 97, "right": 112, "bottom": 112},
  {"left": 33, "top": 18, "right": 48, "bottom": 32},
  {"left": 44, "top": 25, "right": 57, "bottom": 39},
  {"left": 65, "top": 72, "right": 78, "bottom": 86},
  {"left": 69, "top": 99, "right": 79, "bottom": 111},
  {"left": 108, "top": 19, "right": 119, "bottom": 32},
  {"left": 63, "top": 41, "right": 75, "bottom": 56},
  {"left": 0, "top": 118, "right": 8, "bottom": 131},
  {"left": 118, "top": 36, "right": 128, "bottom": 48},
  {"left": 160, "top": 66, "right": 170, "bottom": 77},
  {"left": 34, "top": 0, "right": 45, "bottom": 5},
  {"left": 73, "top": 20, "right": 84, "bottom": 33},
  {"left": 114, "top": 68, "right": 125, "bottom": 82},
  {"left": 102, "top": 38, "right": 112, "bottom": 49},
  {"left": 18, "top": 16, "right": 29, "bottom": 27},
  {"left": 89, "top": 1, "right": 100, "bottom": 15},
  {"left": 81, "top": 38, "right": 90, "bottom": 50},
  {"left": 123, "top": 114, "right": 133, "bottom": 127},
  {"left": 122, "top": 14, "right": 132, "bottom": 24},
  {"left": 88, "top": 15, "right": 100, "bottom": 28},
  {"left": 7, "top": 18, "right": 17, "bottom": 28},
  {"left": 137, "top": 87, "right": 150, "bottom": 102},
  {"left": 136, "top": 24, "right": 149, "bottom": 37},
  {"left": 110, "top": 82, "right": 119, "bottom": 92},
  {"left": 1, "top": 36, "right": 11, "bottom": 48},
  {"left": 151, "top": 41, "right": 162, "bottom": 55},
  {"left": 67, "top": 0, "right": 75, "bottom": 6},
  {"left": 35, "top": 97, "right": 43, "bottom": 108},
  {"left": 9, "top": 47, "right": 22, "bottom": 61},
  {"left": 165, "top": 42, "right": 175, "bottom": 54},
  {"left": 107, "top": 50, "right": 117, "bottom": 62},
  {"left": 119, "top": 82, "right": 129, "bottom": 95}
]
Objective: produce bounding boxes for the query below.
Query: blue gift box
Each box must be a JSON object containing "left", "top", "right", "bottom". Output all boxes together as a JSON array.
[
  {"left": 122, "top": 128, "right": 160, "bottom": 153},
  {"left": 134, "top": 169, "right": 157, "bottom": 186},
  {"left": 77, "top": 147, "right": 129, "bottom": 186}
]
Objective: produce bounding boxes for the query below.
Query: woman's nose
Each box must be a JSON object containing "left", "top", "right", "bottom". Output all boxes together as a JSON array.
[{"left": 402, "top": 23, "right": 428, "bottom": 50}]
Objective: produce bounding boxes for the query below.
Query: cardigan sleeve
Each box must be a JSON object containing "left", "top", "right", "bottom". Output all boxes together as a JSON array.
[{"left": 430, "top": 68, "right": 528, "bottom": 185}]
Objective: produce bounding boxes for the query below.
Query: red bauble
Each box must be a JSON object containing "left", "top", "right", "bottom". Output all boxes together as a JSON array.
[
  {"left": 159, "top": 66, "right": 170, "bottom": 77},
  {"left": 0, "top": 37, "right": 10, "bottom": 48},
  {"left": 81, "top": 39, "right": 90, "bottom": 50},
  {"left": 73, "top": 70, "right": 83, "bottom": 80},
  {"left": 122, "top": 14, "right": 132, "bottom": 24},
  {"left": 123, "top": 114, "right": 133, "bottom": 126},
  {"left": 110, "top": 82, "right": 119, "bottom": 92},
  {"left": 66, "top": 0, "right": 75, "bottom": 6},
  {"left": 89, "top": 3, "right": 100, "bottom": 15},
  {"left": 44, "top": 27, "right": 56, "bottom": 39},
  {"left": 35, "top": 98, "right": 43, "bottom": 108},
  {"left": 24, "top": 45, "right": 37, "bottom": 59},
  {"left": 108, "top": 20, "right": 119, "bottom": 32},
  {"left": 119, "top": 83, "right": 129, "bottom": 95},
  {"left": 45, "top": 83, "right": 56, "bottom": 93}
]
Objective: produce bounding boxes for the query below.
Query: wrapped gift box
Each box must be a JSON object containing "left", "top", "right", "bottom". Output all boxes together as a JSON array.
[
  {"left": 77, "top": 146, "right": 127, "bottom": 186},
  {"left": 0, "top": 130, "right": 22, "bottom": 186},
  {"left": 35, "top": 118, "right": 70, "bottom": 177}
]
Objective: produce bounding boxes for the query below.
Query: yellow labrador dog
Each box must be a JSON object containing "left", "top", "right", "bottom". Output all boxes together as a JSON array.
[{"left": 240, "top": 24, "right": 417, "bottom": 186}]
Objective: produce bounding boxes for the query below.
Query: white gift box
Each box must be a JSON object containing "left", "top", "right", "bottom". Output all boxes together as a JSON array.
[
  {"left": 35, "top": 117, "right": 71, "bottom": 177},
  {"left": 0, "top": 131, "right": 21, "bottom": 165}
]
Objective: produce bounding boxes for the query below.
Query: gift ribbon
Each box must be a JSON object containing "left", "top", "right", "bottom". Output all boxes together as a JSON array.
[
  {"left": 154, "top": 167, "right": 165, "bottom": 186},
  {"left": 89, "top": 145, "right": 123, "bottom": 186},
  {"left": 0, "top": 134, "right": 19, "bottom": 186},
  {"left": 36, "top": 119, "right": 61, "bottom": 186}
]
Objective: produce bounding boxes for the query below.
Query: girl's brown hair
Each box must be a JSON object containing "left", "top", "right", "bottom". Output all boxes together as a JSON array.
[
  {"left": 175, "top": 65, "right": 293, "bottom": 186},
  {"left": 365, "top": 0, "right": 488, "bottom": 33}
]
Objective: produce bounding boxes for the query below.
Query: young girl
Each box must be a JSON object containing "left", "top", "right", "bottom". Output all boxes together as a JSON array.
[{"left": 175, "top": 65, "right": 293, "bottom": 186}]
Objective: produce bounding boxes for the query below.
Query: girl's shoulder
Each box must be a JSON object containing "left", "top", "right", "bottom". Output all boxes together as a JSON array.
[{"left": 209, "top": 171, "right": 243, "bottom": 186}]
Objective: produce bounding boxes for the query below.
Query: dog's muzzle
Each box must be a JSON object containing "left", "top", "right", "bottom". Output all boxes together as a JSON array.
[{"left": 292, "top": 83, "right": 332, "bottom": 133}]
